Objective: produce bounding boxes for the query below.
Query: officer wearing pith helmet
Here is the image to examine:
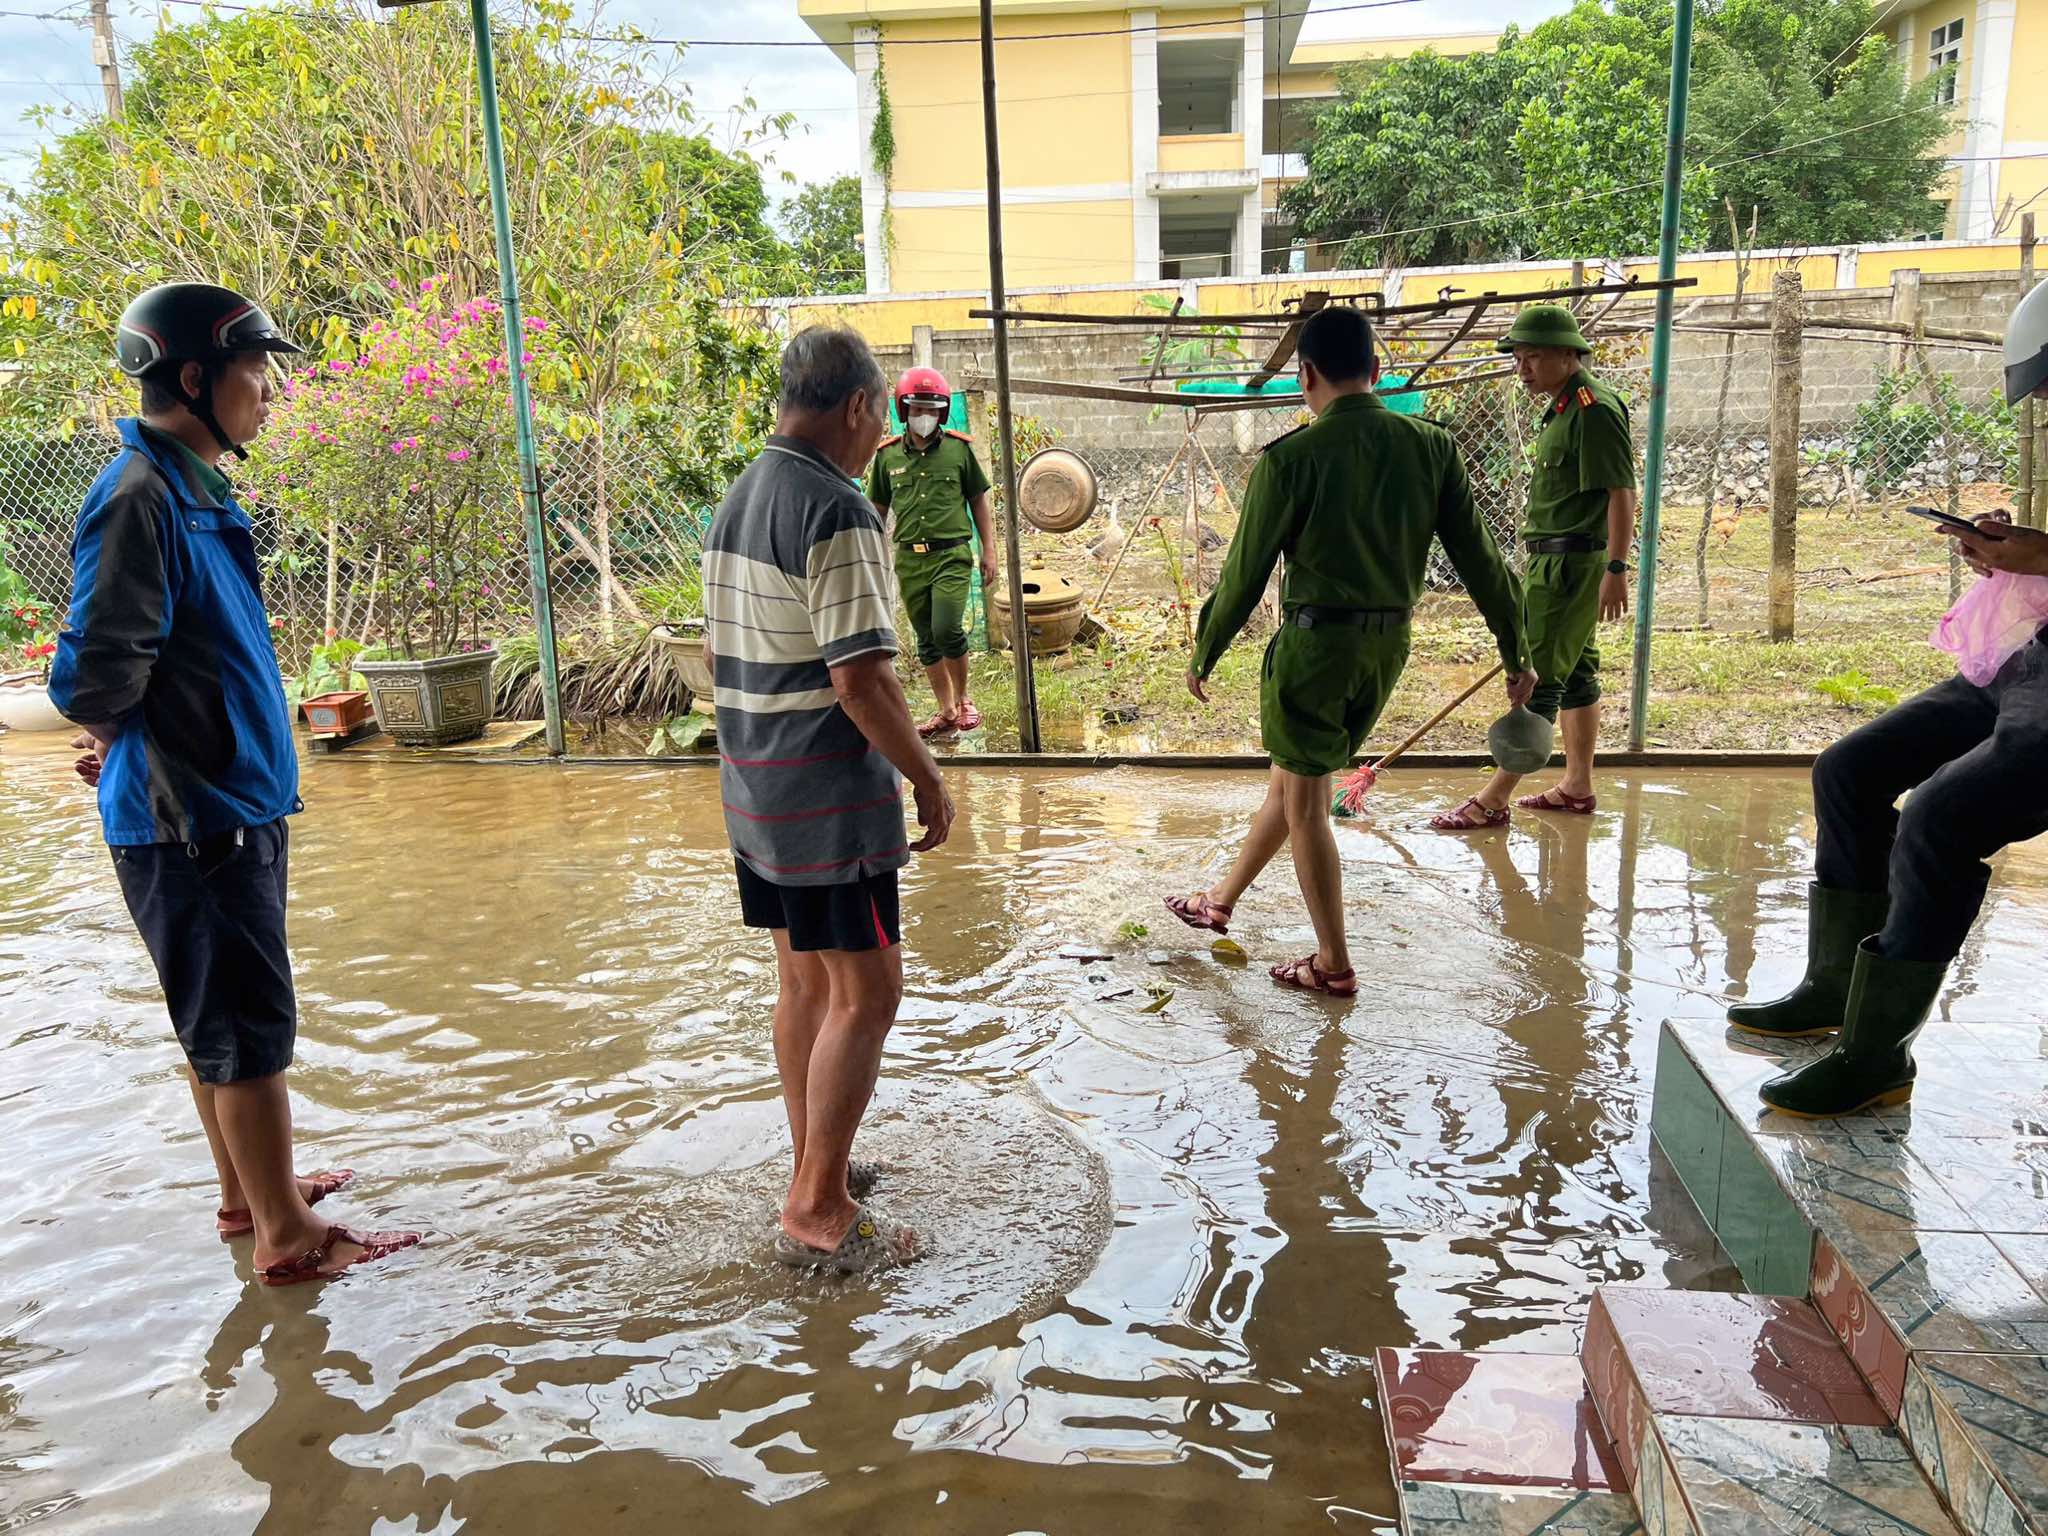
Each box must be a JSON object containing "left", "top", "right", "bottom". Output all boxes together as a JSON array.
[
  {"left": 49, "top": 282, "right": 423, "bottom": 1284},
  {"left": 1432, "top": 302, "right": 1639, "bottom": 831}
]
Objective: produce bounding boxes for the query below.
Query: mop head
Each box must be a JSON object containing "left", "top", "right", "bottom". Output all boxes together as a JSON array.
[
  {"left": 1488, "top": 706, "right": 1556, "bottom": 774},
  {"left": 1331, "top": 762, "right": 1379, "bottom": 818}
]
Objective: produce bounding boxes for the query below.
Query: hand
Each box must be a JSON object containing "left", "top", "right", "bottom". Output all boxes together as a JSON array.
[
  {"left": 1505, "top": 670, "right": 1538, "bottom": 709},
  {"left": 1599, "top": 570, "right": 1630, "bottom": 622},
  {"left": 1947, "top": 518, "right": 2048, "bottom": 578},
  {"left": 979, "top": 555, "right": 997, "bottom": 587},
  {"left": 1186, "top": 670, "right": 1209, "bottom": 704},
  {"left": 70, "top": 729, "right": 109, "bottom": 788},
  {"left": 909, "top": 776, "right": 955, "bottom": 853}
]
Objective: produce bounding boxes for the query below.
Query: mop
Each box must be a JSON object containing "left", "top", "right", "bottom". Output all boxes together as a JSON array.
[{"left": 1332, "top": 663, "right": 1505, "bottom": 818}]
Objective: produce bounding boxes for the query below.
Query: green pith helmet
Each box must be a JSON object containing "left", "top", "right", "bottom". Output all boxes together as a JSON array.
[
  {"left": 1488, "top": 705, "right": 1556, "bottom": 774},
  {"left": 1496, "top": 303, "right": 1593, "bottom": 355}
]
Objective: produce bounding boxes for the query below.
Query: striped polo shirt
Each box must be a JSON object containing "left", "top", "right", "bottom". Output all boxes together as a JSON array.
[{"left": 704, "top": 434, "right": 909, "bottom": 887}]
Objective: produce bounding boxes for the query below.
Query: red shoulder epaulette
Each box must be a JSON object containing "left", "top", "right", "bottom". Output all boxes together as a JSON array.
[
  {"left": 1576, "top": 385, "right": 1595, "bottom": 408},
  {"left": 878, "top": 433, "right": 903, "bottom": 449},
  {"left": 944, "top": 429, "right": 974, "bottom": 443}
]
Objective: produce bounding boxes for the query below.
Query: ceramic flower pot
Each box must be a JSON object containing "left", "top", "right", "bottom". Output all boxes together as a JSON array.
[
  {"left": 299, "top": 690, "right": 375, "bottom": 738},
  {"left": 0, "top": 678, "right": 68, "bottom": 733},
  {"left": 354, "top": 649, "right": 496, "bottom": 746}
]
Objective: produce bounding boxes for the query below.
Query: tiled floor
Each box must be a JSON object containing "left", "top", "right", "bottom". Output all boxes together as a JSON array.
[
  {"left": 1400, "top": 1483, "right": 1645, "bottom": 1535},
  {"left": 1378, "top": 1349, "right": 1624, "bottom": 1491},
  {"left": 1657, "top": 1015, "right": 2048, "bottom": 1536}
]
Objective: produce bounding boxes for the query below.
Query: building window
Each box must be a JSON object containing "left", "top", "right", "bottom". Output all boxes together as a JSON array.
[
  {"left": 1161, "top": 210, "right": 1236, "bottom": 279},
  {"left": 1158, "top": 38, "right": 1242, "bottom": 136},
  {"left": 1929, "top": 19, "right": 1962, "bottom": 106}
]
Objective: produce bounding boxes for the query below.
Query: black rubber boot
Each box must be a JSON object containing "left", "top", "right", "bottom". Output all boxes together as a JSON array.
[
  {"left": 1726, "top": 883, "right": 1889, "bottom": 1039},
  {"left": 1758, "top": 939, "right": 1945, "bottom": 1117}
]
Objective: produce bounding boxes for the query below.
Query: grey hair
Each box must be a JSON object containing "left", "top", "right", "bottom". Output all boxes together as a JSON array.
[{"left": 778, "top": 326, "right": 887, "bottom": 415}]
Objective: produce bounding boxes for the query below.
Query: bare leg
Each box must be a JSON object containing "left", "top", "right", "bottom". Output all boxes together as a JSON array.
[
  {"left": 1556, "top": 702, "right": 1598, "bottom": 798},
  {"left": 946, "top": 656, "right": 972, "bottom": 713},
  {"left": 1197, "top": 768, "right": 1293, "bottom": 911},
  {"left": 922, "top": 662, "right": 959, "bottom": 720},
  {"left": 781, "top": 944, "right": 904, "bottom": 1252},
  {"left": 769, "top": 931, "right": 830, "bottom": 1179},
  {"left": 188, "top": 1067, "right": 244, "bottom": 1212},
  {"left": 1472, "top": 767, "right": 1524, "bottom": 811},
  {"left": 213, "top": 1073, "right": 361, "bottom": 1270},
  {"left": 1279, "top": 769, "right": 1350, "bottom": 974}
]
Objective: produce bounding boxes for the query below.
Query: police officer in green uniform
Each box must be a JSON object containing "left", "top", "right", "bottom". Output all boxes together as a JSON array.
[
  {"left": 865, "top": 366, "right": 996, "bottom": 737},
  {"left": 1432, "top": 304, "right": 1638, "bottom": 831},
  {"left": 1163, "top": 306, "right": 1535, "bottom": 995}
]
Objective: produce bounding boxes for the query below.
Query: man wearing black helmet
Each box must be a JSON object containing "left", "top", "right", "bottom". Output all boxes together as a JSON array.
[{"left": 49, "top": 283, "right": 419, "bottom": 1285}]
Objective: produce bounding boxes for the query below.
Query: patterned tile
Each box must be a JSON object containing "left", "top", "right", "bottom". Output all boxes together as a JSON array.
[
  {"left": 1812, "top": 1233, "right": 1912, "bottom": 1418},
  {"left": 2003, "top": 1237, "right": 2048, "bottom": 1305},
  {"left": 1915, "top": 1353, "right": 2048, "bottom": 1536},
  {"left": 1870, "top": 1045, "right": 2048, "bottom": 1141},
  {"left": 1595, "top": 1289, "right": 1887, "bottom": 1427},
  {"left": 1753, "top": 1129, "right": 1975, "bottom": 1235},
  {"left": 1824, "top": 1228, "right": 2048, "bottom": 1357},
  {"left": 1377, "top": 1349, "right": 1623, "bottom": 1491},
  {"left": 1585, "top": 1294, "right": 1649, "bottom": 1486},
  {"left": 1914, "top": 1141, "right": 2048, "bottom": 1236},
  {"left": 1400, "top": 1482, "right": 1646, "bottom": 1535},
  {"left": 1659, "top": 1416, "right": 1965, "bottom": 1535},
  {"left": 1954, "top": 1021, "right": 2048, "bottom": 1065},
  {"left": 1633, "top": 1413, "right": 1698, "bottom": 1536}
]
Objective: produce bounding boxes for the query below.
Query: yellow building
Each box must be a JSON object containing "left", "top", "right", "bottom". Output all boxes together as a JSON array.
[
  {"left": 1881, "top": 0, "right": 2048, "bottom": 239},
  {"left": 796, "top": 0, "right": 1498, "bottom": 293}
]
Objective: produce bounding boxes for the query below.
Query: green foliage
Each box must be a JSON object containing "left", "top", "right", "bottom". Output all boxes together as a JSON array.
[
  {"left": 870, "top": 48, "right": 896, "bottom": 261},
  {"left": 1136, "top": 293, "right": 1246, "bottom": 373},
  {"left": 1286, "top": 0, "right": 1954, "bottom": 264},
  {"left": 293, "top": 638, "right": 366, "bottom": 701},
  {"left": 779, "top": 175, "right": 865, "bottom": 295},
  {"left": 1116, "top": 920, "right": 1150, "bottom": 942},
  {"left": 1, "top": 554, "right": 56, "bottom": 673},
  {"left": 1851, "top": 368, "right": 2016, "bottom": 492},
  {"left": 1814, "top": 669, "right": 1899, "bottom": 711},
  {"left": 644, "top": 712, "right": 709, "bottom": 755}
]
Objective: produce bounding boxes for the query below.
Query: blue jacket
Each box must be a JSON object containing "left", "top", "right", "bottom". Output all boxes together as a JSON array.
[{"left": 49, "top": 418, "right": 301, "bottom": 845}]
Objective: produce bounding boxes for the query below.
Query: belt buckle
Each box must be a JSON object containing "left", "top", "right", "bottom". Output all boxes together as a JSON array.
[
  {"left": 911, "top": 542, "right": 929, "bottom": 554},
  {"left": 1297, "top": 610, "right": 1316, "bottom": 630}
]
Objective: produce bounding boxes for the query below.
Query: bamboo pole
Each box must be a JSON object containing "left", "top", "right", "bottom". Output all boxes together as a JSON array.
[
  {"left": 1767, "top": 269, "right": 1804, "bottom": 642},
  {"left": 2023, "top": 214, "right": 2039, "bottom": 529}
]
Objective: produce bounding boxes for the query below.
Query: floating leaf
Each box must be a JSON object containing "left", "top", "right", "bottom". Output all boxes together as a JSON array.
[
  {"left": 1211, "top": 938, "right": 1248, "bottom": 966},
  {"left": 1139, "top": 990, "right": 1172, "bottom": 1014},
  {"left": 1116, "top": 920, "right": 1149, "bottom": 942}
]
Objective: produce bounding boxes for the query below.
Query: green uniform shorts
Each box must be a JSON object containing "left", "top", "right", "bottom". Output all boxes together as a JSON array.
[
  {"left": 1259, "top": 618, "right": 1411, "bottom": 778},
  {"left": 896, "top": 544, "right": 974, "bottom": 666},
  {"left": 1523, "top": 551, "right": 1603, "bottom": 722}
]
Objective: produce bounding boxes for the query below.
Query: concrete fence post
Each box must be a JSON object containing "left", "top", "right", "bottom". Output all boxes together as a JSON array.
[{"left": 1767, "top": 268, "right": 1803, "bottom": 643}]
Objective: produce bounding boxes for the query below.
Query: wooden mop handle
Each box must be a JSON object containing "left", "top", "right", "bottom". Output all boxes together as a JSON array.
[{"left": 1370, "top": 662, "right": 1504, "bottom": 772}]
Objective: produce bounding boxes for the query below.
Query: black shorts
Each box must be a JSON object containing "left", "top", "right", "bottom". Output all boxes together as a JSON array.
[
  {"left": 734, "top": 860, "right": 900, "bottom": 953},
  {"left": 112, "top": 819, "right": 296, "bottom": 1085}
]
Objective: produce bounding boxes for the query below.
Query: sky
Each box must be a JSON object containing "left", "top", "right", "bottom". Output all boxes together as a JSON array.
[{"left": 0, "top": 0, "right": 1575, "bottom": 206}]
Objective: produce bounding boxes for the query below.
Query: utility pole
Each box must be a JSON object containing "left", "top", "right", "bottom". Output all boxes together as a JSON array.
[{"left": 89, "top": 0, "right": 124, "bottom": 119}]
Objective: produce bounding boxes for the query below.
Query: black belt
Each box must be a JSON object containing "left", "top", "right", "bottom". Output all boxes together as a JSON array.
[
  {"left": 1287, "top": 604, "right": 1410, "bottom": 630},
  {"left": 900, "top": 536, "right": 971, "bottom": 554},
  {"left": 1524, "top": 535, "right": 1606, "bottom": 555}
]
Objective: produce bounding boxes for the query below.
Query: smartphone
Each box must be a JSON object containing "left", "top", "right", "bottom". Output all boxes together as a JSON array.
[{"left": 1904, "top": 504, "right": 1981, "bottom": 535}]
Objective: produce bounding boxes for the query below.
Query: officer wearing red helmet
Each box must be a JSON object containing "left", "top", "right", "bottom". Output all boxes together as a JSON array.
[{"left": 865, "top": 366, "right": 996, "bottom": 736}]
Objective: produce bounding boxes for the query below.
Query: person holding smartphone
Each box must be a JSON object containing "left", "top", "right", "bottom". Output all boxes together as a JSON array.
[{"left": 1726, "top": 283, "right": 2048, "bottom": 1117}]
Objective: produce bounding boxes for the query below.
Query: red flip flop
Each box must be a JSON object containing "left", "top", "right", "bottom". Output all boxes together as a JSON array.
[
  {"left": 1515, "top": 788, "right": 1596, "bottom": 814},
  {"left": 954, "top": 700, "right": 984, "bottom": 732},
  {"left": 917, "top": 711, "right": 959, "bottom": 739},
  {"left": 217, "top": 1169, "right": 356, "bottom": 1238},
  {"left": 258, "top": 1224, "right": 421, "bottom": 1286},
  {"left": 1429, "top": 797, "right": 1510, "bottom": 832},
  {"left": 1270, "top": 955, "right": 1359, "bottom": 996},
  {"left": 1164, "top": 891, "right": 1233, "bottom": 934}
]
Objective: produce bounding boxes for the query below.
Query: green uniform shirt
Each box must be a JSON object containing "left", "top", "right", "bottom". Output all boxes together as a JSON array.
[
  {"left": 140, "top": 422, "right": 232, "bottom": 503},
  {"left": 866, "top": 431, "right": 991, "bottom": 546},
  {"left": 1524, "top": 369, "right": 1636, "bottom": 541},
  {"left": 1191, "top": 391, "right": 1527, "bottom": 679}
]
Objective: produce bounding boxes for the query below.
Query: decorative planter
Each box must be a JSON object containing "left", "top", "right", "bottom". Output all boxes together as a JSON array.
[
  {"left": 354, "top": 648, "right": 497, "bottom": 746},
  {"left": 650, "top": 621, "right": 714, "bottom": 711},
  {"left": 989, "top": 570, "right": 1088, "bottom": 656},
  {"left": 300, "top": 690, "right": 375, "bottom": 738},
  {"left": 0, "top": 678, "right": 69, "bottom": 733}
]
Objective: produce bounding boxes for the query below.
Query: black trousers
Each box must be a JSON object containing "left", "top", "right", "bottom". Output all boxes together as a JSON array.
[{"left": 1813, "top": 634, "right": 2048, "bottom": 963}]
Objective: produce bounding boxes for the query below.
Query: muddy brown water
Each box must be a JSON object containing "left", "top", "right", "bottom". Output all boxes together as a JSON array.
[{"left": 5, "top": 744, "right": 2046, "bottom": 1534}]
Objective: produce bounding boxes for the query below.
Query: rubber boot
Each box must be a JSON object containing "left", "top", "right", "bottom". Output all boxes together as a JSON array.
[
  {"left": 1758, "top": 938, "right": 1946, "bottom": 1117},
  {"left": 1726, "top": 883, "right": 1889, "bottom": 1039}
]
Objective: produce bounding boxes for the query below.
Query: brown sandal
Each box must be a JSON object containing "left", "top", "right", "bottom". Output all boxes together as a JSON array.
[
  {"left": 1515, "top": 787, "right": 1596, "bottom": 814},
  {"left": 217, "top": 1168, "right": 355, "bottom": 1238},
  {"left": 1164, "top": 891, "right": 1234, "bottom": 934},
  {"left": 258, "top": 1224, "right": 421, "bottom": 1286},
  {"left": 1270, "top": 955, "right": 1358, "bottom": 996},
  {"left": 1429, "top": 796, "right": 1510, "bottom": 832}
]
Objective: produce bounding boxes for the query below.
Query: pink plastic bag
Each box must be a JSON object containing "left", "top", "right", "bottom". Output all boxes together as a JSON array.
[{"left": 1931, "top": 570, "right": 2048, "bottom": 685}]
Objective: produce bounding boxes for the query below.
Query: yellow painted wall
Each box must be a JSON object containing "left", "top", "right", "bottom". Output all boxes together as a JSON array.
[
  {"left": 1157, "top": 133, "right": 1246, "bottom": 172},
  {"left": 780, "top": 241, "right": 2032, "bottom": 346},
  {"left": 891, "top": 202, "right": 1136, "bottom": 294}
]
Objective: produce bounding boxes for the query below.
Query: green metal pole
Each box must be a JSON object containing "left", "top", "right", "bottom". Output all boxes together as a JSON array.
[
  {"left": 1628, "top": 0, "right": 1694, "bottom": 752},
  {"left": 469, "top": 0, "right": 565, "bottom": 755}
]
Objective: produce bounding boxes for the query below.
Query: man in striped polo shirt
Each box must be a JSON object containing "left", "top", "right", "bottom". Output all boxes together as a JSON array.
[{"left": 705, "top": 326, "right": 954, "bottom": 1275}]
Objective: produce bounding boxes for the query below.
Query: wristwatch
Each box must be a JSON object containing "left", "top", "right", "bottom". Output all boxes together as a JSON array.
[{"left": 1606, "top": 559, "right": 1629, "bottom": 575}]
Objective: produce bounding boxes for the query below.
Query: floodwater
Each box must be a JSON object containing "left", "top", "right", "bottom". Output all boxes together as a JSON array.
[{"left": 4, "top": 747, "right": 2047, "bottom": 1535}]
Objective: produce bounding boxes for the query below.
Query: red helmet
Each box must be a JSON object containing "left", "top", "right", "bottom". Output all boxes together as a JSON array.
[{"left": 896, "top": 365, "right": 951, "bottom": 416}]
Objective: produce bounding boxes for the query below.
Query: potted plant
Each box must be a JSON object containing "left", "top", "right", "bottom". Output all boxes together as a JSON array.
[
  {"left": 253, "top": 277, "right": 563, "bottom": 745},
  {"left": 0, "top": 558, "right": 66, "bottom": 733}
]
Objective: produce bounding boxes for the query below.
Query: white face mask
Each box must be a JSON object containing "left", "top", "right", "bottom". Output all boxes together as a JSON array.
[{"left": 908, "top": 412, "right": 941, "bottom": 438}]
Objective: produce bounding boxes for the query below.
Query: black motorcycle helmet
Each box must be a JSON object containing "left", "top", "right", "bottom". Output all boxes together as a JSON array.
[{"left": 115, "top": 282, "right": 304, "bottom": 459}]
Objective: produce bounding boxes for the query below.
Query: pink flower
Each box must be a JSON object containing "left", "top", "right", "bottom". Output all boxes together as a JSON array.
[
  {"left": 327, "top": 359, "right": 352, "bottom": 373},
  {"left": 423, "top": 577, "right": 436, "bottom": 590},
  {"left": 445, "top": 447, "right": 471, "bottom": 463}
]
